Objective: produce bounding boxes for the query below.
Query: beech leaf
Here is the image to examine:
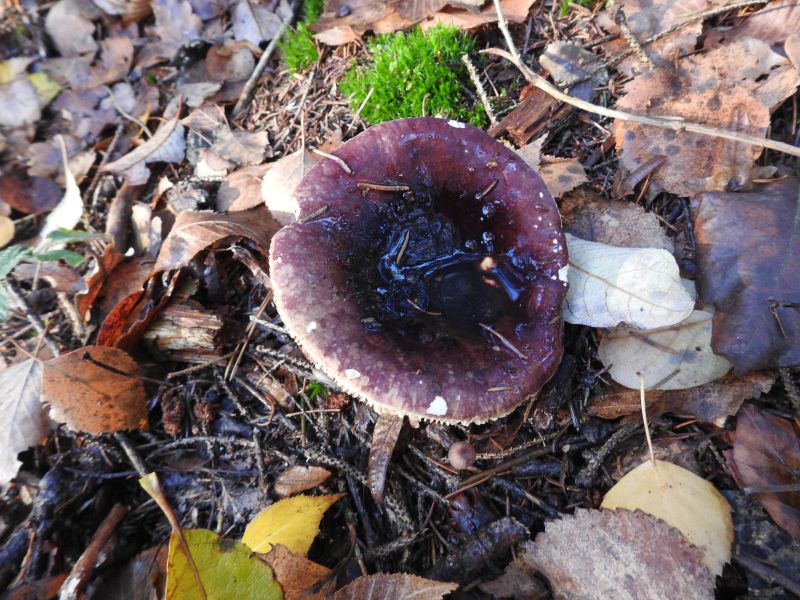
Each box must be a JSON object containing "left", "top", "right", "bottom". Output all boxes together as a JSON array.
[
  {"left": 331, "top": 573, "right": 458, "bottom": 600},
  {"left": 0, "top": 358, "right": 49, "bottom": 484},
  {"left": 261, "top": 150, "right": 318, "bottom": 225},
  {"left": 598, "top": 308, "right": 733, "bottom": 390},
  {"left": 601, "top": 459, "right": 734, "bottom": 576},
  {"left": 42, "top": 346, "right": 147, "bottom": 433},
  {"left": 273, "top": 466, "right": 332, "bottom": 498},
  {"left": 564, "top": 233, "right": 694, "bottom": 329},
  {"left": 101, "top": 107, "right": 183, "bottom": 174},
  {"left": 526, "top": 509, "right": 715, "bottom": 599},
  {"left": 241, "top": 493, "right": 343, "bottom": 555},
  {"left": 727, "top": 404, "right": 800, "bottom": 538},
  {"left": 166, "top": 528, "right": 282, "bottom": 600},
  {"left": 367, "top": 414, "right": 403, "bottom": 503},
  {"left": 260, "top": 544, "right": 333, "bottom": 600}
]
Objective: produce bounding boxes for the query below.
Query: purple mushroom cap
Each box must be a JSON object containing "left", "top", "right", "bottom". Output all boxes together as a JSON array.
[{"left": 268, "top": 118, "right": 568, "bottom": 424}]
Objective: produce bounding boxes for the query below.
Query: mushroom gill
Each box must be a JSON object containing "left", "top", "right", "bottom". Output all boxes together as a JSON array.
[{"left": 268, "top": 117, "right": 568, "bottom": 424}]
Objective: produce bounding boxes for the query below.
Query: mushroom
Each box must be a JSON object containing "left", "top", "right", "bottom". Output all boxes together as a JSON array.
[{"left": 268, "top": 117, "right": 568, "bottom": 424}]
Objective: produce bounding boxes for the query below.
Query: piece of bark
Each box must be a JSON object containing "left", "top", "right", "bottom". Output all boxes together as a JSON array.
[{"left": 141, "top": 301, "right": 224, "bottom": 363}]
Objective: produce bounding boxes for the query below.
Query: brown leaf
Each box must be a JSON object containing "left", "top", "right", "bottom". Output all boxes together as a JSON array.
[
  {"left": 528, "top": 509, "right": 715, "bottom": 599},
  {"left": 616, "top": 38, "right": 800, "bottom": 197},
  {"left": 232, "top": 0, "right": 283, "bottom": 45},
  {"left": 332, "top": 573, "right": 457, "bottom": 600},
  {"left": 587, "top": 371, "right": 777, "bottom": 426},
  {"left": 262, "top": 150, "right": 319, "bottom": 225},
  {"left": 539, "top": 157, "right": 587, "bottom": 199},
  {"left": 421, "top": 0, "right": 535, "bottom": 31},
  {"left": 183, "top": 105, "right": 268, "bottom": 167},
  {"left": 0, "top": 358, "right": 49, "bottom": 484},
  {"left": 540, "top": 41, "right": 608, "bottom": 102},
  {"left": 42, "top": 346, "right": 147, "bottom": 433},
  {"left": 480, "top": 543, "right": 548, "bottom": 599},
  {"left": 260, "top": 544, "right": 333, "bottom": 600},
  {"left": 727, "top": 0, "right": 800, "bottom": 48},
  {"left": 692, "top": 174, "right": 800, "bottom": 372},
  {"left": 560, "top": 189, "right": 673, "bottom": 252},
  {"left": 74, "top": 245, "right": 126, "bottom": 322},
  {"left": 274, "top": 466, "right": 332, "bottom": 498},
  {"left": 787, "top": 33, "right": 800, "bottom": 71},
  {"left": 13, "top": 262, "right": 87, "bottom": 294},
  {"left": 367, "top": 414, "right": 403, "bottom": 503},
  {"left": 0, "top": 169, "right": 63, "bottom": 214},
  {"left": 102, "top": 104, "right": 183, "bottom": 174},
  {"left": 154, "top": 206, "right": 281, "bottom": 272},
  {"left": 728, "top": 404, "right": 800, "bottom": 538},
  {"left": 217, "top": 164, "right": 270, "bottom": 212},
  {"left": 44, "top": 0, "right": 98, "bottom": 57},
  {"left": 313, "top": 0, "right": 410, "bottom": 41}
]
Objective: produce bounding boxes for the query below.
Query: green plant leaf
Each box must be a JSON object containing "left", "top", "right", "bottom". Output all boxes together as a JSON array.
[
  {"left": 0, "top": 245, "right": 32, "bottom": 278},
  {"left": 46, "top": 228, "right": 106, "bottom": 243},
  {"left": 34, "top": 249, "right": 85, "bottom": 268}
]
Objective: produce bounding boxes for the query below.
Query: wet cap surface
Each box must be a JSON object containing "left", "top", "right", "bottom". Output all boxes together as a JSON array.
[{"left": 269, "top": 118, "right": 568, "bottom": 423}]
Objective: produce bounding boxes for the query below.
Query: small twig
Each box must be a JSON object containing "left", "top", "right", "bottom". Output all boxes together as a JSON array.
[
  {"left": 736, "top": 551, "right": 800, "bottom": 597},
  {"left": 310, "top": 147, "right": 353, "bottom": 174},
  {"left": 104, "top": 86, "right": 152, "bottom": 137},
  {"left": 479, "top": 322, "right": 528, "bottom": 361},
  {"left": 346, "top": 86, "right": 374, "bottom": 135},
  {"left": 357, "top": 182, "right": 411, "bottom": 192},
  {"left": 395, "top": 230, "right": 411, "bottom": 266},
  {"left": 233, "top": 9, "right": 294, "bottom": 116},
  {"left": 461, "top": 54, "right": 497, "bottom": 125},
  {"left": 4, "top": 281, "right": 60, "bottom": 356},
  {"left": 486, "top": 0, "right": 800, "bottom": 158}
]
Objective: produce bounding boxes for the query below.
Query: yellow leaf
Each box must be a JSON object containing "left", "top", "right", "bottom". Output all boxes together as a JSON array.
[
  {"left": 242, "top": 494, "right": 343, "bottom": 556},
  {"left": 26, "top": 72, "right": 61, "bottom": 105},
  {"left": 601, "top": 459, "right": 733, "bottom": 577},
  {"left": 166, "top": 529, "right": 282, "bottom": 600}
]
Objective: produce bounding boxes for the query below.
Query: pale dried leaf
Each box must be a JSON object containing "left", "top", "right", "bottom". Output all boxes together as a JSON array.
[
  {"left": 152, "top": 0, "right": 203, "bottom": 47},
  {"left": 367, "top": 414, "right": 403, "bottom": 503},
  {"left": 314, "top": 25, "right": 359, "bottom": 45},
  {"left": 515, "top": 134, "right": 545, "bottom": 171},
  {"left": 45, "top": 0, "right": 98, "bottom": 57},
  {"left": 539, "top": 157, "right": 588, "bottom": 198},
  {"left": 217, "top": 164, "right": 270, "bottom": 212},
  {"left": 787, "top": 33, "right": 800, "bottom": 71},
  {"left": 727, "top": 0, "right": 800, "bottom": 47},
  {"left": 0, "top": 359, "right": 49, "bottom": 484},
  {"left": 331, "top": 573, "right": 458, "bottom": 600},
  {"left": 540, "top": 41, "right": 607, "bottom": 102},
  {"left": 210, "top": 128, "right": 269, "bottom": 166},
  {"left": 0, "top": 78, "right": 41, "bottom": 127},
  {"left": 528, "top": 508, "right": 715, "bottom": 600},
  {"left": 36, "top": 138, "right": 84, "bottom": 251},
  {"left": 422, "top": 0, "right": 535, "bottom": 30},
  {"left": 560, "top": 190, "right": 673, "bottom": 251},
  {"left": 42, "top": 346, "right": 147, "bottom": 433},
  {"left": 602, "top": 459, "right": 733, "bottom": 577},
  {"left": 102, "top": 109, "right": 182, "bottom": 174},
  {"left": 616, "top": 38, "right": 800, "bottom": 197},
  {"left": 261, "top": 150, "right": 318, "bottom": 225},
  {"left": 598, "top": 309, "right": 733, "bottom": 390},
  {"left": 233, "top": 0, "right": 283, "bottom": 45},
  {"left": 0, "top": 215, "right": 13, "bottom": 248},
  {"left": 564, "top": 233, "right": 693, "bottom": 329},
  {"left": 274, "top": 466, "right": 331, "bottom": 497}
]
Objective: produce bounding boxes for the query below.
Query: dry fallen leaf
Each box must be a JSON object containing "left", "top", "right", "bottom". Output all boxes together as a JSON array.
[
  {"left": 616, "top": 37, "right": 800, "bottom": 197},
  {"left": 44, "top": 0, "right": 98, "bottom": 57},
  {"left": 153, "top": 206, "right": 281, "bottom": 272},
  {"left": 479, "top": 542, "right": 548, "bottom": 600},
  {"left": 42, "top": 346, "right": 147, "bottom": 433},
  {"left": 274, "top": 466, "right": 332, "bottom": 498},
  {"left": 692, "top": 174, "right": 800, "bottom": 373},
  {"left": 367, "top": 414, "right": 403, "bottom": 503},
  {"left": 564, "top": 233, "right": 694, "bottom": 329},
  {"left": 242, "top": 493, "right": 343, "bottom": 555},
  {"left": 260, "top": 544, "right": 333, "bottom": 600},
  {"left": 726, "top": 0, "right": 800, "bottom": 48},
  {"left": 527, "top": 508, "right": 715, "bottom": 599},
  {"left": 183, "top": 105, "right": 270, "bottom": 168},
  {"left": 217, "top": 165, "right": 269, "bottom": 212},
  {"left": 727, "top": 404, "right": 800, "bottom": 538},
  {"left": 36, "top": 137, "right": 84, "bottom": 251},
  {"left": 102, "top": 106, "right": 184, "bottom": 175},
  {"left": 560, "top": 190, "right": 673, "bottom": 252},
  {"left": 421, "top": 0, "right": 536, "bottom": 31},
  {"left": 0, "top": 358, "right": 49, "bottom": 484},
  {"left": 331, "top": 573, "right": 458, "bottom": 600},
  {"left": 232, "top": 0, "right": 283, "bottom": 45},
  {"left": 601, "top": 459, "right": 733, "bottom": 576},
  {"left": 261, "top": 150, "right": 318, "bottom": 225},
  {"left": 587, "top": 371, "right": 776, "bottom": 426},
  {"left": 539, "top": 157, "right": 588, "bottom": 198},
  {"left": 0, "top": 169, "right": 63, "bottom": 214},
  {"left": 598, "top": 308, "right": 733, "bottom": 390},
  {"left": 0, "top": 215, "right": 13, "bottom": 248},
  {"left": 540, "top": 41, "right": 608, "bottom": 102}
]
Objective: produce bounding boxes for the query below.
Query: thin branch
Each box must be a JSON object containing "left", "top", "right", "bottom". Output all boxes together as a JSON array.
[
  {"left": 462, "top": 53, "right": 497, "bottom": 125},
  {"left": 485, "top": 0, "right": 800, "bottom": 158}
]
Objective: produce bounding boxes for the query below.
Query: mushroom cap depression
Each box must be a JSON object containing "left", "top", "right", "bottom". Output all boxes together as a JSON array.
[{"left": 268, "top": 118, "right": 568, "bottom": 424}]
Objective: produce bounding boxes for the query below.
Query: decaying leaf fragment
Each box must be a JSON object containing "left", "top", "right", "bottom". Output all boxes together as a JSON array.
[
  {"left": 261, "top": 150, "right": 318, "bottom": 225},
  {"left": 539, "top": 157, "right": 588, "bottom": 199},
  {"left": 527, "top": 508, "right": 715, "bottom": 599},
  {"left": 0, "top": 358, "right": 49, "bottom": 484},
  {"left": 367, "top": 414, "right": 404, "bottom": 503},
  {"left": 242, "top": 493, "right": 343, "bottom": 555},
  {"left": 274, "top": 465, "right": 332, "bottom": 497},
  {"left": 601, "top": 459, "right": 733, "bottom": 576},
  {"left": 564, "top": 233, "right": 694, "bottom": 329},
  {"left": 331, "top": 573, "right": 458, "bottom": 600},
  {"left": 42, "top": 346, "right": 147, "bottom": 433},
  {"left": 616, "top": 38, "right": 800, "bottom": 197},
  {"left": 260, "top": 544, "right": 333, "bottom": 600},
  {"left": 539, "top": 41, "right": 608, "bottom": 102},
  {"left": 727, "top": 404, "right": 800, "bottom": 538},
  {"left": 692, "top": 175, "right": 800, "bottom": 373},
  {"left": 598, "top": 308, "right": 733, "bottom": 390}
]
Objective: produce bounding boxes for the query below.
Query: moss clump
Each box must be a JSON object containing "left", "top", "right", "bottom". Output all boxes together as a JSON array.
[
  {"left": 339, "top": 25, "right": 486, "bottom": 127},
  {"left": 280, "top": 0, "right": 324, "bottom": 73}
]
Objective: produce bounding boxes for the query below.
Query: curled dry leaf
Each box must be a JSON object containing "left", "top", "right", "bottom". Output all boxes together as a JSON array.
[
  {"left": 331, "top": 573, "right": 458, "bottom": 600},
  {"left": 528, "top": 508, "right": 715, "bottom": 600},
  {"left": 564, "top": 233, "right": 694, "bottom": 329},
  {"left": 587, "top": 371, "right": 776, "bottom": 426},
  {"left": 692, "top": 174, "right": 800, "bottom": 373},
  {"left": 616, "top": 38, "right": 800, "bottom": 197},
  {"left": 153, "top": 206, "right": 281, "bottom": 272},
  {"left": 101, "top": 105, "right": 183, "bottom": 174},
  {"left": 261, "top": 150, "right": 318, "bottom": 225},
  {"left": 183, "top": 105, "right": 270, "bottom": 168},
  {"left": 601, "top": 459, "right": 733, "bottom": 577},
  {"left": 598, "top": 308, "right": 733, "bottom": 390},
  {"left": 538, "top": 157, "right": 588, "bottom": 199},
  {"left": 560, "top": 190, "right": 673, "bottom": 252},
  {"left": 260, "top": 544, "right": 333, "bottom": 600},
  {"left": 727, "top": 404, "right": 800, "bottom": 538},
  {"left": 367, "top": 414, "right": 404, "bottom": 503},
  {"left": 273, "top": 466, "right": 332, "bottom": 498},
  {"left": 42, "top": 346, "right": 147, "bottom": 433},
  {"left": 0, "top": 359, "right": 49, "bottom": 484}
]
